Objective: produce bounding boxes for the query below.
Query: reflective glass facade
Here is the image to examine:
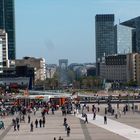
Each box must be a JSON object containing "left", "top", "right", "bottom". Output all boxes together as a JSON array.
[
  {"left": 121, "top": 16, "right": 140, "bottom": 53},
  {"left": 0, "top": 0, "right": 15, "bottom": 60},
  {"left": 114, "top": 25, "right": 133, "bottom": 54},
  {"left": 95, "top": 14, "right": 115, "bottom": 62}
]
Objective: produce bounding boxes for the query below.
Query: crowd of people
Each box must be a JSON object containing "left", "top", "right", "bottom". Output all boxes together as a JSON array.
[{"left": 0, "top": 98, "right": 137, "bottom": 140}]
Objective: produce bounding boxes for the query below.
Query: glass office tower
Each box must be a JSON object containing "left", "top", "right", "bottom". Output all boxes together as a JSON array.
[
  {"left": 114, "top": 25, "right": 133, "bottom": 54},
  {"left": 0, "top": 0, "right": 16, "bottom": 60},
  {"left": 95, "top": 14, "right": 115, "bottom": 62},
  {"left": 121, "top": 16, "right": 140, "bottom": 53}
]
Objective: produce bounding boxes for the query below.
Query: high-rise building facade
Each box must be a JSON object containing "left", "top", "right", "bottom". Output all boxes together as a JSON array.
[
  {"left": 114, "top": 25, "right": 133, "bottom": 54},
  {"left": 0, "top": 0, "right": 16, "bottom": 60},
  {"left": 0, "top": 29, "right": 9, "bottom": 67},
  {"left": 0, "top": 38, "right": 3, "bottom": 73},
  {"left": 95, "top": 14, "right": 115, "bottom": 62},
  {"left": 121, "top": 16, "right": 140, "bottom": 53}
]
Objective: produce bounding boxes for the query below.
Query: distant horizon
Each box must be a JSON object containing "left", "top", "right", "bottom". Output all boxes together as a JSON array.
[{"left": 15, "top": 0, "right": 140, "bottom": 64}]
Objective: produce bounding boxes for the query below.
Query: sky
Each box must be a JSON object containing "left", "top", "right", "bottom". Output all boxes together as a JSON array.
[{"left": 15, "top": 0, "right": 140, "bottom": 64}]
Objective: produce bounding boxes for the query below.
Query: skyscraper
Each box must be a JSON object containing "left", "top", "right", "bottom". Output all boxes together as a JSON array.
[
  {"left": 0, "top": 0, "right": 16, "bottom": 60},
  {"left": 114, "top": 25, "right": 133, "bottom": 54},
  {"left": 121, "top": 16, "right": 140, "bottom": 53},
  {"left": 95, "top": 14, "right": 115, "bottom": 62}
]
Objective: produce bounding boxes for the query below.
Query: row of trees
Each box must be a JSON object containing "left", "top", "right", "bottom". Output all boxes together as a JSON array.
[
  {"left": 35, "top": 69, "right": 102, "bottom": 90},
  {"left": 35, "top": 69, "right": 138, "bottom": 91}
]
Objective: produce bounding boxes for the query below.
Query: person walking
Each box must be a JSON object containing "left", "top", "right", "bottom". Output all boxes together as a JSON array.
[
  {"left": 28, "top": 115, "right": 31, "bottom": 123},
  {"left": 84, "top": 114, "right": 88, "bottom": 124},
  {"left": 17, "top": 123, "right": 20, "bottom": 131},
  {"left": 30, "top": 122, "right": 34, "bottom": 132},
  {"left": 39, "top": 119, "right": 42, "bottom": 128},
  {"left": 42, "top": 117, "right": 45, "bottom": 127},
  {"left": 12, "top": 119, "right": 16, "bottom": 131},
  {"left": 35, "top": 119, "right": 38, "bottom": 128},
  {"left": 63, "top": 117, "right": 67, "bottom": 126},
  {"left": 64, "top": 122, "right": 68, "bottom": 131},
  {"left": 67, "top": 125, "right": 71, "bottom": 137},
  {"left": 16, "top": 117, "right": 19, "bottom": 124},
  {"left": 14, "top": 123, "right": 16, "bottom": 131},
  {"left": 104, "top": 115, "right": 107, "bottom": 124},
  {"left": 93, "top": 112, "right": 96, "bottom": 120},
  {"left": 51, "top": 107, "right": 55, "bottom": 115}
]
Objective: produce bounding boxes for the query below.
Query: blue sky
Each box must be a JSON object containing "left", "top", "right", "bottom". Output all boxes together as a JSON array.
[{"left": 15, "top": 0, "right": 140, "bottom": 64}]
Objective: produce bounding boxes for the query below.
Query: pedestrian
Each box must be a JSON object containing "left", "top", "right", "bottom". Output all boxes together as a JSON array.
[
  {"left": 63, "top": 117, "right": 67, "bottom": 126},
  {"left": 28, "top": 115, "right": 31, "bottom": 123},
  {"left": 104, "top": 115, "right": 107, "bottom": 124},
  {"left": 84, "top": 114, "right": 88, "bottom": 124},
  {"left": 14, "top": 123, "right": 16, "bottom": 131},
  {"left": 42, "top": 117, "right": 45, "bottom": 127},
  {"left": 54, "top": 137, "right": 56, "bottom": 140},
  {"left": 12, "top": 118, "right": 16, "bottom": 125},
  {"left": 35, "top": 119, "right": 38, "bottom": 128},
  {"left": 16, "top": 117, "right": 19, "bottom": 124},
  {"left": 22, "top": 115, "right": 25, "bottom": 122},
  {"left": 30, "top": 122, "right": 33, "bottom": 132},
  {"left": 51, "top": 107, "right": 54, "bottom": 114},
  {"left": 39, "top": 119, "right": 42, "bottom": 128},
  {"left": 123, "top": 107, "right": 126, "bottom": 115},
  {"left": 12, "top": 118, "right": 16, "bottom": 131},
  {"left": 64, "top": 122, "right": 68, "bottom": 131},
  {"left": 67, "top": 125, "right": 71, "bottom": 137},
  {"left": 93, "top": 112, "right": 96, "bottom": 120},
  {"left": 17, "top": 123, "right": 20, "bottom": 131}
]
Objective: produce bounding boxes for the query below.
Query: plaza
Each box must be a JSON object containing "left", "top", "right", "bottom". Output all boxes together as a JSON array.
[{"left": 0, "top": 104, "right": 140, "bottom": 140}]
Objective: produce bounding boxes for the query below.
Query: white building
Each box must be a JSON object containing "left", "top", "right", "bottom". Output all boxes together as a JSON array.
[
  {"left": 46, "top": 64, "right": 57, "bottom": 78},
  {"left": 0, "top": 29, "right": 9, "bottom": 68},
  {"left": 0, "top": 38, "right": 3, "bottom": 73}
]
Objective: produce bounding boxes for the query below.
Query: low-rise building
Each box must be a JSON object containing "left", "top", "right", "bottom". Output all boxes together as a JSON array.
[
  {"left": 100, "top": 54, "right": 127, "bottom": 82},
  {"left": 100, "top": 53, "right": 140, "bottom": 85},
  {"left": 15, "top": 57, "right": 46, "bottom": 82}
]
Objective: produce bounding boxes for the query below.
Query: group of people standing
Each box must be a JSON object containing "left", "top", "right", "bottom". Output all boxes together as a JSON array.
[
  {"left": 29, "top": 114, "right": 46, "bottom": 132},
  {"left": 12, "top": 109, "right": 46, "bottom": 132}
]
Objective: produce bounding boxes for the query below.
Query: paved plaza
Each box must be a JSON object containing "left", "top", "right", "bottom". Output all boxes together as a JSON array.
[{"left": 0, "top": 104, "right": 140, "bottom": 140}]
